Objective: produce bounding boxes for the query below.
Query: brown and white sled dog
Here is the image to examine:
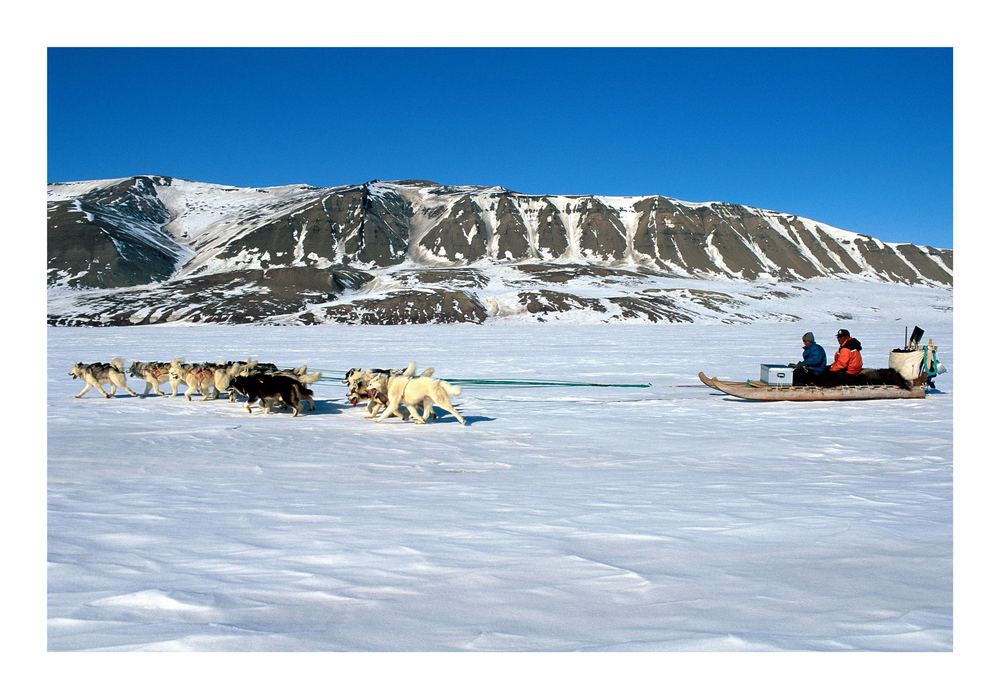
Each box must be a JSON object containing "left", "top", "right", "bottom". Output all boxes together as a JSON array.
[
  {"left": 69, "top": 358, "right": 138, "bottom": 398},
  {"left": 128, "top": 361, "right": 174, "bottom": 397},
  {"left": 169, "top": 359, "right": 223, "bottom": 401},
  {"left": 370, "top": 369, "right": 465, "bottom": 425}
]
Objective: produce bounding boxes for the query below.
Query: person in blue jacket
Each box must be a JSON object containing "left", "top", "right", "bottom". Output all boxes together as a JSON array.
[{"left": 792, "top": 331, "right": 827, "bottom": 385}]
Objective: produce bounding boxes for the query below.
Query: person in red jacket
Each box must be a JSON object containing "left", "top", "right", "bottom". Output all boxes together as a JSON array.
[{"left": 825, "top": 328, "right": 863, "bottom": 385}]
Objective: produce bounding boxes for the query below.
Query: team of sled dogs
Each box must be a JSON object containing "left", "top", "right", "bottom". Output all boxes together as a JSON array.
[{"left": 68, "top": 358, "right": 466, "bottom": 424}]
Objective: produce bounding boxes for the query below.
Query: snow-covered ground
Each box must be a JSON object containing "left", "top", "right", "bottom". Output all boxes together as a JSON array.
[{"left": 47, "top": 301, "right": 952, "bottom": 651}]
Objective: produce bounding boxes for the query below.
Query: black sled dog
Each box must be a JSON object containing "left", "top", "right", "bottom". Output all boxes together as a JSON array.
[{"left": 229, "top": 374, "right": 315, "bottom": 417}]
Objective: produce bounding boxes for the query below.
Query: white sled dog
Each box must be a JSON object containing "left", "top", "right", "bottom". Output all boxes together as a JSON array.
[
  {"left": 371, "top": 366, "right": 465, "bottom": 425},
  {"left": 128, "top": 361, "right": 174, "bottom": 397},
  {"left": 345, "top": 362, "right": 434, "bottom": 418},
  {"left": 69, "top": 358, "right": 138, "bottom": 398}
]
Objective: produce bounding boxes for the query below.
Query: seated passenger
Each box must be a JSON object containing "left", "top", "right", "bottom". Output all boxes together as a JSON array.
[
  {"left": 792, "top": 331, "right": 827, "bottom": 385},
  {"left": 824, "top": 328, "right": 863, "bottom": 386}
]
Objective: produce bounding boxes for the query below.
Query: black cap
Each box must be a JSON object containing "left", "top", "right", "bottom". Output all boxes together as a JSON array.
[{"left": 836, "top": 328, "right": 850, "bottom": 338}]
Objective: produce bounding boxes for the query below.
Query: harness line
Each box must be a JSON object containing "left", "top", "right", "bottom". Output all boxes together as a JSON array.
[{"left": 312, "top": 368, "right": 651, "bottom": 389}]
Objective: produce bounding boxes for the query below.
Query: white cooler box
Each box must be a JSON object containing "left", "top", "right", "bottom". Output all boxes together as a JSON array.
[{"left": 760, "top": 364, "right": 793, "bottom": 386}]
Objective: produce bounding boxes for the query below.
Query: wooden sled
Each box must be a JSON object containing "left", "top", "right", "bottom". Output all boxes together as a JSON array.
[{"left": 697, "top": 372, "right": 926, "bottom": 402}]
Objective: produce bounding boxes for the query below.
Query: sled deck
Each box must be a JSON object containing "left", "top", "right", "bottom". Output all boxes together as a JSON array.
[{"left": 697, "top": 372, "right": 926, "bottom": 401}]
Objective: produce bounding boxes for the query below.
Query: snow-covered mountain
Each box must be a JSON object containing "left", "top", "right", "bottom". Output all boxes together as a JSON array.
[{"left": 47, "top": 176, "right": 952, "bottom": 325}]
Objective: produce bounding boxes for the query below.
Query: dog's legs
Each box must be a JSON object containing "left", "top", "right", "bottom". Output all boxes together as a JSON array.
[
  {"left": 153, "top": 381, "right": 165, "bottom": 397},
  {"left": 374, "top": 401, "right": 399, "bottom": 423},
  {"left": 364, "top": 400, "right": 380, "bottom": 418},
  {"left": 421, "top": 398, "right": 436, "bottom": 422},
  {"left": 407, "top": 401, "right": 426, "bottom": 424},
  {"left": 74, "top": 384, "right": 94, "bottom": 398},
  {"left": 114, "top": 377, "right": 138, "bottom": 397},
  {"left": 185, "top": 384, "right": 196, "bottom": 401},
  {"left": 435, "top": 395, "right": 467, "bottom": 426},
  {"left": 98, "top": 382, "right": 113, "bottom": 399}
]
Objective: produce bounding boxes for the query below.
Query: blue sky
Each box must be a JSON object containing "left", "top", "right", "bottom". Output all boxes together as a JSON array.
[{"left": 47, "top": 48, "right": 952, "bottom": 248}]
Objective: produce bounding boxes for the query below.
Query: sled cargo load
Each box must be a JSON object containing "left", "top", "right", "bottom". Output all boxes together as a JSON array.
[{"left": 888, "top": 326, "right": 947, "bottom": 387}]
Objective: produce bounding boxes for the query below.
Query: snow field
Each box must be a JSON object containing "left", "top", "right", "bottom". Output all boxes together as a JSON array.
[{"left": 47, "top": 316, "right": 952, "bottom": 651}]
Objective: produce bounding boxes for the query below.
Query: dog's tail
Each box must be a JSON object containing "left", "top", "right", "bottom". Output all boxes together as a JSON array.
[
  {"left": 420, "top": 367, "right": 435, "bottom": 377},
  {"left": 402, "top": 361, "right": 418, "bottom": 378},
  {"left": 111, "top": 357, "right": 125, "bottom": 372},
  {"left": 440, "top": 380, "right": 462, "bottom": 397},
  {"left": 296, "top": 370, "right": 322, "bottom": 384},
  {"left": 171, "top": 356, "right": 186, "bottom": 367}
]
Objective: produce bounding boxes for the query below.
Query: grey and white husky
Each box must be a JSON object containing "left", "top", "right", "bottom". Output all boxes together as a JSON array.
[{"left": 69, "top": 358, "right": 138, "bottom": 398}]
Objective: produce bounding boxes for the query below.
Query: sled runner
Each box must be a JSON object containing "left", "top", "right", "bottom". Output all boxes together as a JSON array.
[{"left": 697, "top": 372, "right": 926, "bottom": 401}]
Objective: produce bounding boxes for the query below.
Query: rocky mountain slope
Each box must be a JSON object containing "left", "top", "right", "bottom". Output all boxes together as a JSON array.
[{"left": 47, "top": 176, "right": 952, "bottom": 325}]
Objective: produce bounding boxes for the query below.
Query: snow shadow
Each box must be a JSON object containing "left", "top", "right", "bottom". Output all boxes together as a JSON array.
[
  {"left": 302, "top": 399, "right": 344, "bottom": 415},
  {"left": 428, "top": 409, "right": 495, "bottom": 425},
  {"left": 233, "top": 398, "right": 345, "bottom": 416}
]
